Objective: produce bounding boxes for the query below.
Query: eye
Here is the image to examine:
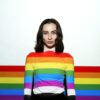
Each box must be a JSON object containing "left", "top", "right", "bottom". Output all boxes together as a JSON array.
[
  {"left": 43, "top": 31, "right": 48, "bottom": 35},
  {"left": 52, "top": 31, "right": 57, "bottom": 34}
]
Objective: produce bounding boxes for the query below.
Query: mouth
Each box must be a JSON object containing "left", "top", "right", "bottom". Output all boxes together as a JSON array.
[{"left": 47, "top": 41, "right": 54, "bottom": 44}]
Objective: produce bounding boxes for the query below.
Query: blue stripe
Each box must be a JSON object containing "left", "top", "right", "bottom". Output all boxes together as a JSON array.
[
  {"left": 76, "top": 90, "right": 100, "bottom": 96},
  {"left": 34, "top": 74, "right": 64, "bottom": 82},
  {"left": 66, "top": 76, "right": 74, "bottom": 83},
  {"left": 0, "top": 89, "right": 23, "bottom": 95},
  {"left": 24, "top": 76, "right": 33, "bottom": 83}
]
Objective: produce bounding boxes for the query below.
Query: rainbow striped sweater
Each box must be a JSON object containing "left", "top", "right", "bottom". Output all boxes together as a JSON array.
[{"left": 24, "top": 51, "right": 76, "bottom": 98}]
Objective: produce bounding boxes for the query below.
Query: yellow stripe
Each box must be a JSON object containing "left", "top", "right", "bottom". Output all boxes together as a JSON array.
[
  {"left": 0, "top": 77, "right": 24, "bottom": 83},
  {"left": 75, "top": 78, "right": 100, "bottom": 84},
  {"left": 25, "top": 63, "right": 74, "bottom": 71},
  {"left": 65, "top": 64, "right": 74, "bottom": 71},
  {"left": 34, "top": 63, "right": 65, "bottom": 70},
  {"left": 25, "top": 63, "right": 34, "bottom": 70}
]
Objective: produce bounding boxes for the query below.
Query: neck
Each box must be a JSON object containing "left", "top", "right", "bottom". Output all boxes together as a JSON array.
[{"left": 44, "top": 45, "right": 55, "bottom": 52}]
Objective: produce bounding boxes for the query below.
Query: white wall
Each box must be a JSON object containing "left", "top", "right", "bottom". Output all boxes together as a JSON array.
[{"left": 0, "top": 0, "right": 100, "bottom": 66}]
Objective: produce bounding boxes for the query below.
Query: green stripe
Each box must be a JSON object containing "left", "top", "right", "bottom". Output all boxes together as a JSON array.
[
  {"left": 26, "top": 69, "right": 74, "bottom": 76},
  {"left": 34, "top": 69, "right": 65, "bottom": 75},
  {"left": 66, "top": 71, "right": 74, "bottom": 76},
  {"left": 75, "top": 84, "right": 100, "bottom": 90},
  {"left": 0, "top": 84, "right": 23, "bottom": 89},
  {"left": 25, "top": 70, "right": 33, "bottom": 76}
]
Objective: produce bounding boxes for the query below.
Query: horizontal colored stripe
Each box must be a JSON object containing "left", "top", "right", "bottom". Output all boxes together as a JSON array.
[
  {"left": 27, "top": 51, "right": 72, "bottom": 57},
  {"left": 76, "top": 96, "right": 100, "bottom": 100},
  {"left": 76, "top": 90, "right": 100, "bottom": 96},
  {"left": 34, "top": 81, "right": 64, "bottom": 88},
  {"left": 0, "top": 66, "right": 100, "bottom": 72},
  {"left": 67, "top": 83, "right": 74, "bottom": 89},
  {"left": 24, "top": 76, "right": 33, "bottom": 83},
  {"left": 66, "top": 76, "right": 74, "bottom": 83},
  {"left": 66, "top": 71, "right": 74, "bottom": 76},
  {"left": 0, "top": 72, "right": 24, "bottom": 77},
  {"left": 75, "top": 67, "right": 100, "bottom": 72},
  {"left": 27, "top": 57, "right": 73, "bottom": 63},
  {"left": 0, "top": 77, "right": 24, "bottom": 83},
  {"left": 33, "top": 63, "right": 73, "bottom": 70},
  {"left": 0, "top": 96, "right": 99, "bottom": 100},
  {"left": 25, "top": 64, "right": 64, "bottom": 71},
  {"left": 25, "top": 70, "right": 33, "bottom": 76},
  {"left": 34, "top": 69, "right": 65, "bottom": 75},
  {"left": 75, "top": 72, "right": 100, "bottom": 78},
  {"left": 24, "top": 83, "right": 32, "bottom": 89},
  {"left": 75, "top": 84, "right": 100, "bottom": 90},
  {"left": 0, "top": 89, "right": 23, "bottom": 95},
  {"left": 75, "top": 78, "right": 100, "bottom": 84},
  {"left": 26, "top": 63, "right": 65, "bottom": 70},
  {"left": 0, "top": 66, "right": 24, "bottom": 72},
  {"left": 0, "top": 96, "right": 23, "bottom": 100},
  {"left": 34, "top": 74, "right": 64, "bottom": 82},
  {"left": 34, "top": 63, "right": 65, "bottom": 68},
  {"left": 0, "top": 84, "right": 23, "bottom": 89}
]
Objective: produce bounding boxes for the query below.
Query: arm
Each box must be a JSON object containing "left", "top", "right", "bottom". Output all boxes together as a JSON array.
[
  {"left": 24, "top": 54, "right": 34, "bottom": 100},
  {"left": 65, "top": 56, "right": 76, "bottom": 100}
]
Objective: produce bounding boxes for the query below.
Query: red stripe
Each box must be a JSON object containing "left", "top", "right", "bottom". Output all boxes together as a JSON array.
[
  {"left": 0, "top": 66, "right": 25, "bottom": 72},
  {"left": 0, "top": 66, "right": 100, "bottom": 72},
  {"left": 75, "top": 66, "right": 100, "bottom": 72},
  {"left": 27, "top": 52, "right": 72, "bottom": 57}
]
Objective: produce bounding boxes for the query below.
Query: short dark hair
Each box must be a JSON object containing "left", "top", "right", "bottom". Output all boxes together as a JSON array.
[{"left": 34, "top": 18, "right": 64, "bottom": 52}]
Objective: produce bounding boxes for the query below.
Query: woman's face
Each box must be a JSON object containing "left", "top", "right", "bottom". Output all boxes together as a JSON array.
[{"left": 42, "top": 23, "right": 57, "bottom": 48}]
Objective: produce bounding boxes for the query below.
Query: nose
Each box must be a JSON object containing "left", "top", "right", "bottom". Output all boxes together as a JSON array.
[{"left": 48, "top": 34, "right": 52, "bottom": 40}]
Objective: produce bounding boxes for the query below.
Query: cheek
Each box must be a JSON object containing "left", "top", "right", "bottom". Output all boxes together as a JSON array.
[
  {"left": 53, "top": 35, "right": 57, "bottom": 40},
  {"left": 43, "top": 35, "right": 47, "bottom": 40}
]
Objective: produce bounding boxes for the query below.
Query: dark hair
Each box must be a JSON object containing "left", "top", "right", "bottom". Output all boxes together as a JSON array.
[{"left": 34, "top": 18, "right": 64, "bottom": 52}]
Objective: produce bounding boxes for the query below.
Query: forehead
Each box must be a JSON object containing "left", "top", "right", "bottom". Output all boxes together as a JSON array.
[{"left": 43, "top": 23, "right": 56, "bottom": 31}]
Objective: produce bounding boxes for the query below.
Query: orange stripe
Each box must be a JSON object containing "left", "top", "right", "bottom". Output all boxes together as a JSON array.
[
  {"left": 27, "top": 57, "right": 73, "bottom": 63},
  {"left": 75, "top": 72, "right": 100, "bottom": 78},
  {"left": 0, "top": 72, "right": 24, "bottom": 77}
]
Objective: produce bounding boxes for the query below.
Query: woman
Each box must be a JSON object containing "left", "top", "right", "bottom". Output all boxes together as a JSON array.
[{"left": 24, "top": 18, "right": 76, "bottom": 100}]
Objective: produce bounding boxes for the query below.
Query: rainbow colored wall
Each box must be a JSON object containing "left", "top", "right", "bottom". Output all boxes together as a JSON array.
[{"left": 0, "top": 66, "right": 100, "bottom": 100}]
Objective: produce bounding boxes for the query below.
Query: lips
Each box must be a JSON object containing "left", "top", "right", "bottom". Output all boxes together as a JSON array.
[{"left": 47, "top": 41, "right": 53, "bottom": 44}]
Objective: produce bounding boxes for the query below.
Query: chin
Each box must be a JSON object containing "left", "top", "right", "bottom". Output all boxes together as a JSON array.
[{"left": 45, "top": 44, "right": 55, "bottom": 48}]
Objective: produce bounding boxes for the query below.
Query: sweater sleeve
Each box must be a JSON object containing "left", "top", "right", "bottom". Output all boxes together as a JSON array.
[
  {"left": 24, "top": 54, "right": 34, "bottom": 100},
  {"left": 65, "top": 55, "right": 76, "bottom": 100}
]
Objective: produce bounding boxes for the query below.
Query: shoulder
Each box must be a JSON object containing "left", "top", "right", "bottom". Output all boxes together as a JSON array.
[
  {"left": 62, "top": 52, "right": 74, "bottom": 64},
  {"left": 63, "top": 52, "right": 73, "bottom": 58},
  {"left": 26, "top": 52, "right": 37, "bottom": 58},
  {"left": 59, "top": 52, "right": 73, "bottom": 58},
  {"left": 26, "top": 51, "right": 44, "bottom": 58}
]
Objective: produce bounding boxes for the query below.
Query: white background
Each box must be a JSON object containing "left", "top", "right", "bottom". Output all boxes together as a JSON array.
[{"left": 0, "top": 0, "right": 100, "bottom": 66}]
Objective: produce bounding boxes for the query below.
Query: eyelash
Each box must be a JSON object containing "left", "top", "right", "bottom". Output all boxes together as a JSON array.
[
  {"left": 43, "top": 31, "right": 56, "bottom": 34},
  {"left": 52, "top": 31, "right": 56, "bottom": 34},
  {"left": 43, "top": 32, "right": 48, "bottom": 34}
]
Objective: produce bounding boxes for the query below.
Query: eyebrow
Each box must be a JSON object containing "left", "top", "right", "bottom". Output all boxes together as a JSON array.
[{"left": 43, "top": 30, "right": 57, "bottom": 32}]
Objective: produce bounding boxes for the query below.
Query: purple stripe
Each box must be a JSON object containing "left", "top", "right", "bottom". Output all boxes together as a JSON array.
[
  {"left": 67, "top": 83, "right": 74, "bottom": 89},
  {"left": 76, "top": 96, "right": 100, "bottom": 100},
  {"left": 0, "top": 96, "right": 23, "bottom": 100},
  {"left": 24, "top": 83, "right": 32, "bottom": 89},
  {"left": 34, "top": 81, "right": 64, "bottom": 88},
  {"left": 0, "top": 96, "right": 99, "bottom": 100}
]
